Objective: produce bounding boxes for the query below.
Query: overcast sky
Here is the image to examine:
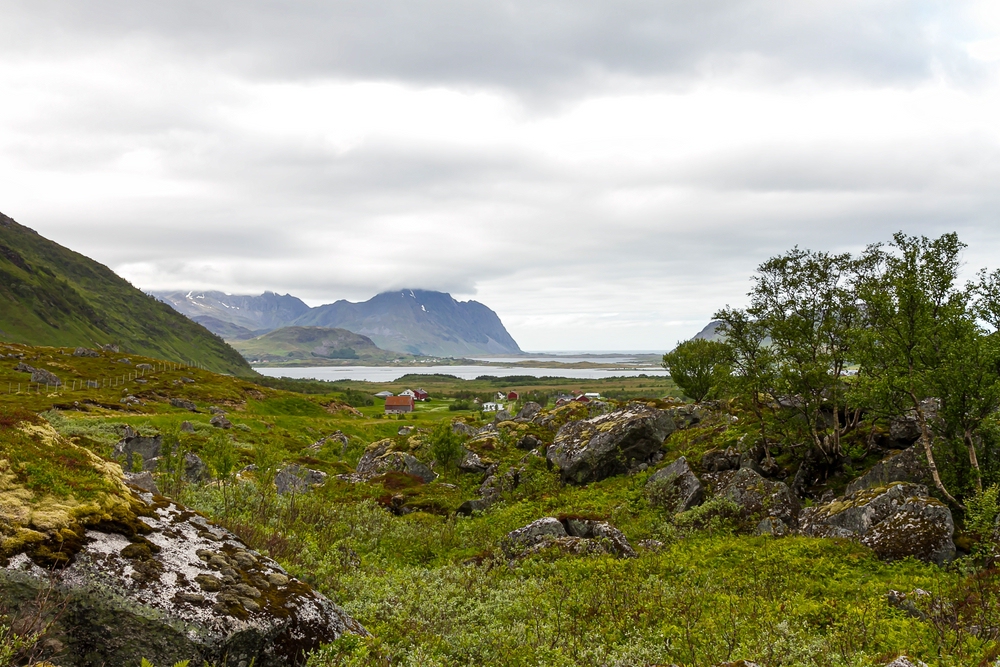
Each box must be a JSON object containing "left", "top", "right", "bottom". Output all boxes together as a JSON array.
[{"left": 1, "top": 1, "right": 999, "bottom": 351}]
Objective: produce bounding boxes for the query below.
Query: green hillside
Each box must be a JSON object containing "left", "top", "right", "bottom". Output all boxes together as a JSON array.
[
  {"left": 0, "top": 212, "right": 252, "bottom": 375},
  {"left": 231, "top": 325, "right": 409, "bottom": 365}
]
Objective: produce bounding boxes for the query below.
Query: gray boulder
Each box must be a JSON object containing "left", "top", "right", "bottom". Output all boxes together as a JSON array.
[
  {"left": 493, "top": 409, "right": 513, "bottom": 423},
  {"left": 113, "top": 432, "right": 163, "bottom": 472},
  {"left": 546, "top": 405, "right": 678, "bottom": 484},
  {"left": 209, "top": 406, "right": 226, "bottom": 415},
  {"left": 180, "top": 421, "right": 196, "bottom": 433},
  {"left": 755, "top": 517, "right": 790, "bottom": 537},
  {"left": 846, "top": 447, "right": 929, "bottom": 495},
  {"left": 73, "top": 347, "right": 100, "bottom": 357},
  {"left": 124, "top": 471, "right": 160, "bottom": 495},
  {"left": 515, "top": 402, "right": 542, "bottom": 420},
  {"left": 799, "top": 483, "right": 955, "bottom": 565},
  {"left": 889, "top": 399, "right": 940, "bottom": 444},
  {"left": 0, "top": 496, "right": 365, "bottom": 667},
  {"left": 210, "top": 414, "right": 233, "bottom": 429},
  {"left": 184, "top": 452, "right": 210, "bottom": 483},
  {"left": 170, "top": 398, "right": 198, "bottom": 412},
  {"left": 502, "top": 517, "right": 635, "bottom": 558},
  {"left": 720, "top": 467, "right": 800, "bottom": 527},
  {"left": 457, "top": 448, "right": 490, "bottom": 474},
  {"left": 517, "top": 434, "right": 544, "bottom": 450},
  {"left": 353, "top": 440, "right": 437, "bottom": 483},
  {"left": 275, "top": 465, "right": 329, "bottom": 494},
  {"left": 701, "top": 448, "right": 740, "bottom": 472},
  {"left": 451, "top": 421, "right": 477, "bottom": 437},
  {"left": 14, "top": 361, "right": 34, "bottom": 373},
  {"left": 646, "top": 456, "right": 704, "bottom": 512},
  {"left": 30, "top": 368, "right": 62, "bottom": 386}
]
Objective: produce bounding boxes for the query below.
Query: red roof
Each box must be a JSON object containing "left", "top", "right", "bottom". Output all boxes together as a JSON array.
[{"left": 385, "top": 396, "right": 414, "bottom": 407}]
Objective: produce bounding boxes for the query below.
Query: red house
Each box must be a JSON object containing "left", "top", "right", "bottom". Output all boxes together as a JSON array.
[
  {"left": 414, "top": 388, "right": 430, "bottom": 401},
  {"left": 506, "top": 391, "right": 519, "bottom": 401},
  {"left": 385, "top": 395, "right": 415, "bottom": 414}
]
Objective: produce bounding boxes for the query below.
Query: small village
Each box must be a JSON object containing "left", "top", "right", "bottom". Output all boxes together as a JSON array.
[{"left": 374, "top": 387, "right": 602, "bottom": 414}]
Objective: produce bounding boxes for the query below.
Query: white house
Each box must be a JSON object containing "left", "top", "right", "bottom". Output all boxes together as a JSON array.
[
  {"left": 482, "top": 402, "right": 504, "bottom": 412},
  {"left": 400, "top": 389, "right": 417, "bottom": 398}
]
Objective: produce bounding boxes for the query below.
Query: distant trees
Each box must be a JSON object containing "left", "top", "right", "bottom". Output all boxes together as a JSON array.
[{"left": 699, "top": 231, "right": 1000, "bottom": 506}]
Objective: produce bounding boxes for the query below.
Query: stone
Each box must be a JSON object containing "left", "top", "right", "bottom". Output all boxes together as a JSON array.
[
  {"left": 14, "top": 361, "right": 34, "bottom": 373},
  {"left": 72, "top": 347, "right": 100, "bottom": 357},
  {"left": 493, "top": 409, "right": 512, "bottom": 423},
  {"left": 457, "top": 448, "right": 489, "bottom": 473},
  {"left": 719, "top": 468, "right": 800, "bottom": 527},
  {"left": 274, "top": 465, "right": 329, "bottom": 494},
  {"left": 503, "top": 517, "right": 635, "bottom": 558},
  {"left": 884, "top": 658, "right": 928, "bottom": 667},
  {"left": 353, "top": 440, "right": 437, "bottom": 483},
  {"left": 845, "top": 447, "right": 929, "bottom": 495},
  {"left": 799, "top": 483, "right": 955, "bottom": 565},
  {"left": 516, "top": 434, "right": 543, "bottom": 450},
  {"left": 645, "top": 456, "right": 704, "bottom": 512},
  {"left": 457, "top": 498, "right": 494, "bottom": 515},
  {"left": 113, "top": 432, "right": 163, "bottom": 472},
  {"left": 118, "top": 358, "right": 132, "bottom": 364},
  {"left": 100, "top": 344, "right": 120, "bottom": 353},
  {"left": 755, "top": 517, "right": 790, "bottom": 537},
  {"left": 1, "top": 496, "right": 365, "bottom": 667},
  {"left": 546, "top": 405, "right": 678, "bottom": 484},
  {"left": 210, "top": 414, "right": 233, "bottom": 429},
  {"left": 889, "top": 399, "right": 939, "bottom": 444},
  {"left": 184, "top": 452, "right": 210, "bottom": 483},
  {"left": 209, "top": 406, "right": 226, "bottom": 415},
  {"left": 397, "top": 425, "right": 412, "bottom": 436},
  {"left": 701, "top": 448, "right": 740, "bottom": 472},
  {"left": 170, "top": 398, "right": 198, "bottom": 412},
  {"left": 30, "top": 368, "right": 62, "bottom": 386},
  {"left": 515, "top": 402, "right": 542, "bottom": 420},
  {"left": 180, "top": 421, "right": 196, "bottom": 433},
  {"left": 124, "top": 471, "right": 160, "bottom": 495},
  {"left": 451, "top": 421, "right": 477, "bottom": 437}
]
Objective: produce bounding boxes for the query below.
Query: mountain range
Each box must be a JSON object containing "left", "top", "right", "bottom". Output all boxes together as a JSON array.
[
  {"left": 0, "top": 212, "right": 252, "bottom": 375},
  {"left": 156, "top": 288, "right": 522, "bottom": 358}
]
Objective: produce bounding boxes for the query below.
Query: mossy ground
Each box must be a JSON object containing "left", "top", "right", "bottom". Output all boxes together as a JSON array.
[{"left": 2, "top": 343, "right": 999, "bottom": 666}]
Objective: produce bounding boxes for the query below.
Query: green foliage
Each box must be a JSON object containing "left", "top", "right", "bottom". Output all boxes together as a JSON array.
[
  {"left": 448, "top": 400, "right": 472, "bottom": 411},
  {"left": 427, "top": 421, "right": 465, "bottom": 469},
  {"left": 965, "top": 484, "right": 1000, "bottom": 558},
  {"left": 661, "top": 338, "right": 731, "bottom": 402}
]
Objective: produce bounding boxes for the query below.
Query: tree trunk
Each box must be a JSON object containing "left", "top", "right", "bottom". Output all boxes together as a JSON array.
[
  {"left": 964, "top": 429, "right": 984, "bottom": 494},
  {"left": 913, "top": 397, "right": 963, "bottom": 509}
]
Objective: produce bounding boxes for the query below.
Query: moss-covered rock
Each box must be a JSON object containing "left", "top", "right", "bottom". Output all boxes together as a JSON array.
[{"left": 0, "top": 413, "right": 365, "bottom": 666}]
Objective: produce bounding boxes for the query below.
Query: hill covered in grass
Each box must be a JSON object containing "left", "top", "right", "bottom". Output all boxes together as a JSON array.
[
  {"left": 0, "top": 212, "right": 252, "bottom": 375},
  {"left": 231, "top": 326, "right": 407, "bottom": 365}
]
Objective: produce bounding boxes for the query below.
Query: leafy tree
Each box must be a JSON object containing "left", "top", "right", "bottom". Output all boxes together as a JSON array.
[
  {"left": 204, "top": 432, "right": 239, "bottom": 516},
  {"left": 853, "top": 232, "right": 968, "bottom": 507},
  {"left": 428, "top": 421, "right": 465, "bottom": 469},
  {"left": 661, "top": 338, "right": 731, "bottom": 402}
]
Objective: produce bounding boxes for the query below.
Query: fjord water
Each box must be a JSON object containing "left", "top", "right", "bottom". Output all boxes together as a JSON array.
[{"left": 254, "top": 365, "right": 668, "bottom": 382}]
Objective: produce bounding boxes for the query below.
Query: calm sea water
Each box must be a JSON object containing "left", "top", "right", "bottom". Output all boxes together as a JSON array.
[{"left": 254, "top": 365, "right": 668, "bottom": 382}]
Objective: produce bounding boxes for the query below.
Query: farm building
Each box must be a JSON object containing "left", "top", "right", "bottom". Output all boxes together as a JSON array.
[
  {"left": 506, "top": 391, "right": 519, "bottom": 401},
  {"left": 400, "top": 389, "right": 417, "bottom": 398},
  {"left": 374, "top": 391, "right": 393, "bottom": 398},
  {"left": 414, "top": 388, "right": 429, "bottom": 401},
  {"left": 384, "top": 395, "right": 415, "bottom": 414}
]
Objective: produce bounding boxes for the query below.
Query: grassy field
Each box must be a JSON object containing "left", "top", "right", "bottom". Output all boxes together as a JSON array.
[{"left": 2, "top": 342, "right": 998, "bottom": 666}]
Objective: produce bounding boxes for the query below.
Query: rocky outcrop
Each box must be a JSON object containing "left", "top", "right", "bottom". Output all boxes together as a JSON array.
[
  {"left": 799, "top": 483, "right": 955, "bottom": 565},
  {"left": 493, "top": 409, "right": 512, "bottom": 423},
  {"left": 701, "top": 448, "right": 740, "bottom": 472},
  {"left": 719, "top": 468, "right": 799, "bottom": 528},
  {"left": 457, "top": 448, "right": 490, "bottom": 474},
  {"left": 210, "top": 414, "right": 233, "bottom": 429},
  {"left": 645, "top": 456, "right": 704, "bottom": 512},
  {"left": 113, "top": 430, "right": 163, "bottom": 472},
  {"left": 845, "top": 447, "right": 929, "bottom": 495},
  {"left": 546, "top": 405, "right": 678, "bottom": 484},
  {"left": 515, "top": 402, "right": 542, "bottom": 421},
  {"left": 184, "top": 452, "right": 210, "bottom": 483},
  {"left": 275, "top": 465, "right": 328, "bottom": 494},
  {"left": 0, "top": 420, "right": 364, "bottom": 666},
  {"left": 516, "top": 434, "right": 543, "bottom": 450},
  {"left": 451, "top": 421, "right": 477, "bottom": 437},
  {"left": 73, "top": 347, "right": 100, "bottom": 357},
  {"left": 502, "top": 517, "right": 635, "bottom": 558},
  {"left": 351, "top": 439, "right": 436, "bottom": 483},
  {"left": 170, "top": 398, "right": 198, "bottom": 412},
  {"left": 889, "top": 399, "right": 939, "bottom": 444}
]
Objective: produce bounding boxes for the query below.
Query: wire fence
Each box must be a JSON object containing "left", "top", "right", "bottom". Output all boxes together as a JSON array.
[{"left": 3, "top": 359, "right": 211, "bottom": 396}]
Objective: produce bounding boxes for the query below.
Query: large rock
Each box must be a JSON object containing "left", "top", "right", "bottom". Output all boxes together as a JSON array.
[
  {"left": 170, "top": 398, "right": 198, "bottom": 412},
  {"left": 184, "top": 452, "right": 210, "bottom": 483},
  {"left": 515, "top": 402, "right": 542, "bottom": 421},
  {"left": 275, "top": 465, "right": 329, "bottom": 494},
  {"left": 719, "top": 467, "right": 799, "bottom": 528},
  {"left": 451, "top": 421, "right": 477, "bottom": 437},
  {"left": 112, "top": 431, "right": 163, "bottom": 472},
  {"left": 210, "top": 414, "right": 233, "bottom": 429},
  {"left": 889, "top": 399, "right": 939, "bottom": 444},
  {"left": 73, "top": 347, "right": 100, "bottom": 357},
  {"left": 457, "top": 448, "right": 490, "bottom": 474},
  {"left": 493, "top": 409, "right": 513, "bottom": 423},
  {"left": 799, "top": 483, "right": 955, "bottom": 565},
  {"left": 845, "top": 447, "right": 929, "bottom": 495},
  {"left": 646, "top": 456, "right": 704, "bottom": 512},
  {"left": 353, "top": 440, "right": 437, "bottom": 483},
  {"left": 30, "top": 368, "right": 62, "bottom": 386},
  {"left": 546, "top": 406, "right": 678, "bottom": 484},
  {"left": 502, "top": 517, "right": 635, "bottom": 558},
  {"left": 0, "top": 420, "right": 364, "bottom": 666}
]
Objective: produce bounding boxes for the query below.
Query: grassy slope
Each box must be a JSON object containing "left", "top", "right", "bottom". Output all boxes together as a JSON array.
[
  {"left": 2, "top": 343, "right": 997, "bottom": 666},
  {"left": 0, "top": 212, "right": 252, "bottom": 376},
  {"left": 231, "top": 326, "right": 407, "bottom": 365}
]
